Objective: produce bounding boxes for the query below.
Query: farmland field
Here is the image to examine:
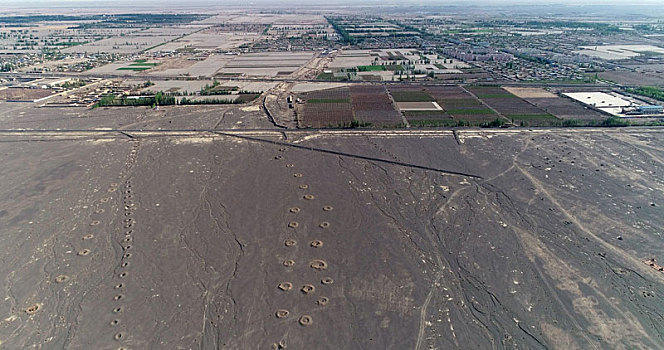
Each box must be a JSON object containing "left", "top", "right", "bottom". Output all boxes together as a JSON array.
[
  {"left": 291, "top": 83, "right": 349, "bottom": 93},
  {"left": 62, "top": 29, "right": 189, "bottom": 54},
  {"left": 357, "top": 65, "right": 385, "bottom": 71},
  {"left": 386, "top": 85, "right": 502, "bottom": 124},
  {"left": 507, "top": 113, "right": 558, "bottom": 121},
  {"left": 468, "top": 86, "right": 556, "bottom": 124},
  {"left": 396, "top": 102, "right": 442, "bottom": 110},
  {"left": 148, "top": 55, "right": 231, "bottom": 78},
  {"left": 403, "top": 110, "right": 448, "bottom": 117},
  {"left": 299, "top": 87, "right": 354, "bottom": 128},
  {"left": 302, "top": 87, "right": 351, "bottom": 100},
  {"left": 350, "top": 85, "right": 402, "bottom": 126},
  {"left": 467, "top": 86, "right": 519, "bottom": 99},
  {"left": 438, "top": 98, "right": 484, "bottom": 109},
  {"left": 522, "top": 97, "right": 607, "bottom": 121},
  {"left": 117, "top": 67, "right": 151, "bottom": 71},
  {"left": 148, "top": 28, "right": 259, "bottom": 53},
  {"left": 389, "top": 88, "right": 435, "bottom": 102},
  {"left": 403, "top": 110, "right": 452, "bottom": 124},
  {"left": 479, "top": 96, "right": 547, "bottom": 115},
  {"left": 502, "top": 87, "right": 558, "bottom": 99},
  {"left": 408, "top": 118, "right": 457, "bottom": 126},
  {"left": 328, "top": 50, "right": 376, "bottom": 68},
  {"left": 359, "top": 75, "right": 382, "bottom": 81},
  {"left": 384, "top": 64, "right": 404, "bottom": 71},
  {"left": 598, "top": 71, "right": 664, "bottom": 86},
  {"left": 446, "top": 108, "right": 495, "bottom": 115},
  {"left": 300, "top": 102, "right": 353, "bottom": 128},
  {"left": 0, "top": 87, "right": 54, "bottom": 101},
  {"left": 307, "top": 98, "right": 351, "bottom": 104},
  {"left": 219, "top": 51, "right": 314, "bottom": 77},
  {"left": 236, "top": 94, "right": 261, "bottom": 103},
  {"left": 426, "top": 85, "right": 477, "bottom": 100}
]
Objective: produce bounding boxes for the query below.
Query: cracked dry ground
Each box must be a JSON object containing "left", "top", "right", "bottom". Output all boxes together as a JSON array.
[{"left": 0, "top": 129, "right": 663, "bottom": 349}]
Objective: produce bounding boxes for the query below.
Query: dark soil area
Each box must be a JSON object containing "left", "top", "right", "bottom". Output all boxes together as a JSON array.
[
  {"left": 350, "top": 85, "right": 403, "bottom": 126},
  {"left": 0, "top": 104, "right": 663, "bottom": 349},
  {"left": 525, "top": 97, "right": 608, "bottom": 121}
]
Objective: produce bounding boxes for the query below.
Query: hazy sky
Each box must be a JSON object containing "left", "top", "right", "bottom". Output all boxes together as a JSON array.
[
  {"left": 2, "top": 0, "right": 663, "bottom": 15},
  {"left": 2, "top": 0, "right": 663, "bottom": 4}
]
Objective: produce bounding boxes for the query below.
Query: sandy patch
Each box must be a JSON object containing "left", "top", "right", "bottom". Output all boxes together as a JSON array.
[
  {"left": 397, "top": 102, "right": 443, "bottom": 111},
  {"left": 173, "top": 136, "right": 216, "bottom": 145},
  {"left": 503, "top": 87, "right": 557, "bottom": 98}
]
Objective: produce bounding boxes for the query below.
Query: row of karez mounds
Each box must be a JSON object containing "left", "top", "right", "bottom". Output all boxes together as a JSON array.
[{"left": 271, "top": 148, "right": 336, "bottom": 349}]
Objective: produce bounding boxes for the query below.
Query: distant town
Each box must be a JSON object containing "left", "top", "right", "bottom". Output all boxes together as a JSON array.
[{"left": 0, "top": 7, "right": 663, "bottom": 128}]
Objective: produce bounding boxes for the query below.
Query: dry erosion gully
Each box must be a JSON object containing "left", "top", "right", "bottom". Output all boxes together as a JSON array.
[{"left": 0, "top": 128, "right": 663, "bottom": 349}]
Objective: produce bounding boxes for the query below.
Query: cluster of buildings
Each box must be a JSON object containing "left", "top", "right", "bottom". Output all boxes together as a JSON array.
[
  {"left": 563, "top": 91, "right": 664, "bottom": 117},
  {"left": 440, "top": 47, "right": 513, "bottom": 62}
]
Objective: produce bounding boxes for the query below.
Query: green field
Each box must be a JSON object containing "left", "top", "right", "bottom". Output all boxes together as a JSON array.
[
  {"left": 469, "top": 86, "right": 518, "bottom": 99},
  {"left": 446, "top": 108, "right": 495, "bottom": 115},
  {"left": 54, "top": 41, "right": 86, "bottom": 46},
  {"left": 408, "top": 118, "right": 497, "bottom": 127},
  {"left": 316, "top": 72, "right": 349, "bottom": 81},
  {"left": 307, "top": 98, "right": 351, "bottom": 104},
  {"left": 403, "top": 110, "right": 448, "bottom": 116},
  {"left": 391, "top": 90, "right": 435, "bottom": 102},
  {"left": 316, "top": 72, "right": 334, "bottom": 80},
  {"left": 117, "top": 67, "right": 151, "bottom": 71},
  {"left": 357, "top": 65, "right": 385, "bottom": 72},
  {"left": 129, "top": 62, "right": 159, "bottom": 67},
  {"left": 626, "top": 86, "right": 664, "bottom": 102},
  {"left": 507, "top": 113, "right": 557, "bottom": 121},
  {"left": 409, "top": 119, "right": 458, "bottom": 127},
  {"left": 236, "top": 94, "right": 260, "bottom": 103}
]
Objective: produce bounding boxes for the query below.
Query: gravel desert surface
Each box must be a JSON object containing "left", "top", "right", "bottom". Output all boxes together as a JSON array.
[{"left": 0, "top": 117, "right": 662, "bottom": 349}]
